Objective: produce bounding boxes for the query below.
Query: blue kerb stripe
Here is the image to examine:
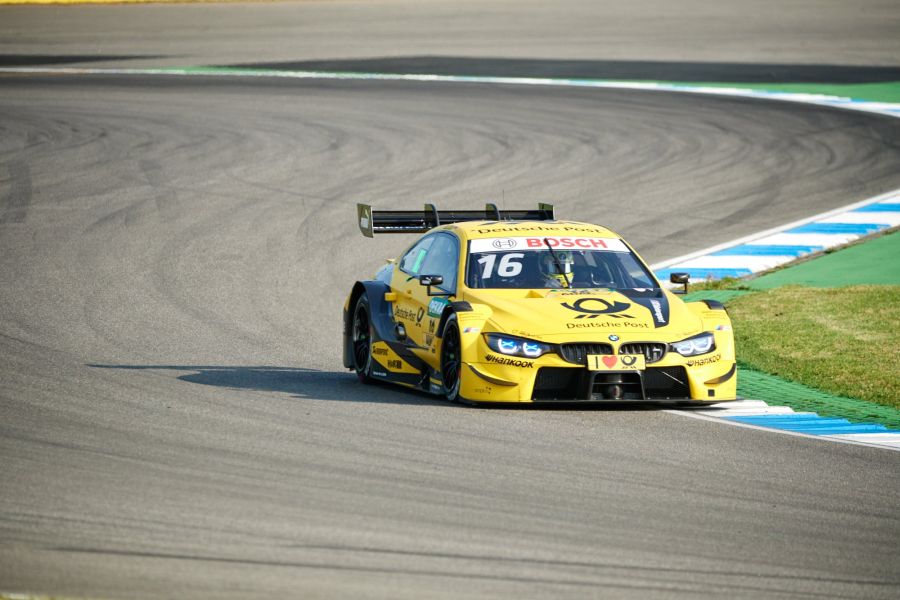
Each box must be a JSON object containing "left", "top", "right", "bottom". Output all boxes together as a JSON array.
[
  {"left": 725, "top": 414, "right": 896, "bottom": 436},
  {"left": 786, "top": 223, "right": 888, "bottom": 235},
  {"left": 655, "top": 267, "right": 752, "bottom": 280},
  {"left": 730, "top": 414, "right": 823, "bottom": 423},
  {"left": 853, "top": 203, "right": 900, "bottom": 213},
  {"left": 710, "top": 244, "right": 823, "bottom": 257}
]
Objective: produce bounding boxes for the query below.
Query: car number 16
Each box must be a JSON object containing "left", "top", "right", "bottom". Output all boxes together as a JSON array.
[{"left": 478, "top": 253, "right": 524, "bottom": 278}]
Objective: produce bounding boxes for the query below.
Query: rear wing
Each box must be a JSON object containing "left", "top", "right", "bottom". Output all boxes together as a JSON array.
[{"left": 357, "top": 203, "right": 555, "bottom": 237}]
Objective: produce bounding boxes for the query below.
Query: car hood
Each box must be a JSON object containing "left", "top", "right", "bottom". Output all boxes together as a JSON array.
[{"left": 464, "top": 287, "right": 701, "bottom": 338}]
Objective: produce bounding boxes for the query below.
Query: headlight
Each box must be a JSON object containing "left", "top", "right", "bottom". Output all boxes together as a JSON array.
[
  {"left": 485, "top": 333, "right": 553, "bottom": 358},
  {"left": 670, "top": 332, "right": 716, "bottom": 357}
]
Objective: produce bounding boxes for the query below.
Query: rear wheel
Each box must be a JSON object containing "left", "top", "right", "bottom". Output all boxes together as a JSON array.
[
  {"left": 440, "top": 313, "right": 464, "bottom": 402},
  {"left": 352, "top": 295, "right": 374, "bottom": 384}
]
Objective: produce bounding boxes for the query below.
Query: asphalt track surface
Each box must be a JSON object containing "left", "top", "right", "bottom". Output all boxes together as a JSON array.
[{"left": 2, "top": 2, "right": 900, "bottom": 599}]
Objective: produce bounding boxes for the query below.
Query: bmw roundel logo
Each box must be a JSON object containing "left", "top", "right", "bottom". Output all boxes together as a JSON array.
[
  {"left": 492, "top": 238, "right": 517, "bottom": 249},
  {"left": 608, "top": 334, "right": 619, "bottom": 342}
]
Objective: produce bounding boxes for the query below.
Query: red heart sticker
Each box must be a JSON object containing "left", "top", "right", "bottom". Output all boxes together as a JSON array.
[{"left": 602, "top": 356, "right": 617, "bottom": 368}]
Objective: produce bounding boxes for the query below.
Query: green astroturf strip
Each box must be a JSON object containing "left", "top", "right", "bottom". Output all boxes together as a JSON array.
[
  {"left": 749, "top": 230, "right": 900, "bottom": 289},
  {"left": 683, "top": 290, "right": 751, "bottom": 303},
  {"left": 737, "top": 364, "right": 900, "bottom": 430}
]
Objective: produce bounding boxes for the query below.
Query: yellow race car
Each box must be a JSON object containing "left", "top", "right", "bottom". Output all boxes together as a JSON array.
[{"left": 343, "top": 203, "right": 737, "bottom": 404}]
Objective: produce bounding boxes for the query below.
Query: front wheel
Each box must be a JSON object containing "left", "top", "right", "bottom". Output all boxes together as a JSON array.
[
  {"left": 440, "top": 313, "right": 464, "bottom": 402},
  {"left": 352, "top": 295, "right": 374, "bottom": 384}
]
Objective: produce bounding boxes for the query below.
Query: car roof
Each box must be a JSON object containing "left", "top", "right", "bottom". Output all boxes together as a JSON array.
[{"left": 437, "top": 220, "right": 622, "bottom": 242}]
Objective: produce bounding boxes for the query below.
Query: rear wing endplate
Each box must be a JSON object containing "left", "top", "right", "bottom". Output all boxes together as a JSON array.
[{"left": 357, "top": 203, "right": 554, "bottom": 237}]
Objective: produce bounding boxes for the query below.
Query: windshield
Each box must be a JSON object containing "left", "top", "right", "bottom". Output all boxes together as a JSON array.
[{"left": 466, "top": 235, "right": 657, "bottom": 289}]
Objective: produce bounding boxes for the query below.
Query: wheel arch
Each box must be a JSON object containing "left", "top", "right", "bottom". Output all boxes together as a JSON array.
[
  {"left": 436, "top": 300, "right": 473, "bottom": 338},
  {"left": 342, "top": 280, "right": 393, "bottom": 369}
]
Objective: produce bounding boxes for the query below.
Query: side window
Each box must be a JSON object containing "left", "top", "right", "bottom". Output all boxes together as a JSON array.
[
  {"left": 419, "top": 234, "right": 459, "bottom": 292},
  {"left": 399, "top": 236, "right": 436, "bottom": 276}
]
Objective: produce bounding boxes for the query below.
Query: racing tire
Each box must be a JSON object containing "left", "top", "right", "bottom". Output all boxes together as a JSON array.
[
  {"left": 351, "top": 294, "right": 374, "bottom": 384},
  {"left": 440, "top": 313, "right": 465, "bottom": 402}
]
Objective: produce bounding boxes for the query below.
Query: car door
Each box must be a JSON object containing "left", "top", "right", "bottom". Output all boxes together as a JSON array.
[
  {"left": 416, "top": 233, "right": 459, "bottom": 350},
  {"left": 391, "top": 232, "right": 459, "bottom": 352}
]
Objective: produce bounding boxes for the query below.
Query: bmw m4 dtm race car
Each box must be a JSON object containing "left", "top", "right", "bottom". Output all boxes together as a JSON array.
[{"left": 343, "top": 203, "right": 737, "bottom": 405}]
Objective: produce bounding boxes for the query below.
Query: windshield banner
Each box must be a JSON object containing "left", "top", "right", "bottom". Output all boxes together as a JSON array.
[{"left": 469, "top": 236, "right": 628, "bottom": 254}]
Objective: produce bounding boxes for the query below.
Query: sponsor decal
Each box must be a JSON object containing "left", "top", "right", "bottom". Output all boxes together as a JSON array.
[
  {"left": 561, "top": 297, "right": 633, "bottom": 320},
  {"left": 524, "top": 237, "right": 615, "bottom": 250},
  {"left": 686, "top": 354, "right": 722, "bottom": 367},
  {"left": 619, "top": 289, "right": 670, "bottom": 327},
  {"left": 373, "top": 370, "right": 387, "bottom": 377},
  {"left": 474, "top": 225, "right": 610, "bottom": 235},
  {"left": 424, "top": 333, "right": 434, "bottom": 346},
  {"left": 428, "top": 297, "right": 450, "bottom": 318},
  {"left": 387, "top": 359, "right": 403, "bottom": 370},
  {"left": 469, "top": 236, "right": 627, "bottom": 254},
  {"left": 416, "top": 307, "right": 425, "bottom": 324},
  {"left": 430, "top": 382, "right": 442, "bottom": 394},
  {"left": 473, "top": 387, "right": 492, "bottom": 395},
  {"left": 394, "top": 306, "right": 417, "bottom": 322},
  {"left": 587, "top": 354, "right": 645, "bottom": 371},
  {"left": 650, "top": 299, "right": 665, "bottom": 324},
  {"left": 485, "top": 354, "right": 534, "bottom": 368},
  {"left": 715, "top": 325, "right": 732, "bottom": 331},
  {"left": 567, "top": 321, "right": 649, "bottom": 329},
  {"left": 463, "top": 327, "right": 480, "bottom": 334},
  {"left": 373, "top": 347, "right": 388, "bottom": 356}
]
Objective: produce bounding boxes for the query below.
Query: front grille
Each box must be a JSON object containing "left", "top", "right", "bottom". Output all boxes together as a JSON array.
[
  {"left": 533, "top": 367, "right": 582, "bottom": 400},
  {"left": 558, "top": 343, "right": 614, "bottom": 365},
  {"left": 619, "top": 342, "right": 667, "bottom": 364},
  {"left": 644, "top": 367, "right": 690, "bottom": 399}
]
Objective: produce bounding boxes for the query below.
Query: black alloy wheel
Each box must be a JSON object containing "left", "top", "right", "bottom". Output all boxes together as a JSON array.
[
  {"left": 352, "top": 295, "right": 374, "bottom": 383},
  {"left": 441, "top": 313, "right": 462, "bottom": 401}
]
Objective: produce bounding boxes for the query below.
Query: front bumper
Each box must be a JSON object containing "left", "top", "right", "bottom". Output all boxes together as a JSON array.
[{"left": 459, "top": 338, "right": 737, "bottom": 403}]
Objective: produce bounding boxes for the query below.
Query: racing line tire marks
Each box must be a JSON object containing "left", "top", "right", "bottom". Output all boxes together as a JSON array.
[{"left": 0, "top": 160, "right": 32, "bottom": 224}]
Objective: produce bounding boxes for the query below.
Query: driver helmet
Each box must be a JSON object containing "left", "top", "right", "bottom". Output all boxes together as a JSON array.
[{"left": 540, "top": 250, "right": 574, "bottom": 287}]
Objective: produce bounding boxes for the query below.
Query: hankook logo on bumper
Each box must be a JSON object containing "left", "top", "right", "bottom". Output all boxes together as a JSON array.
[{"left": 485, "top": 355, "right": 534, "bottom": 368}]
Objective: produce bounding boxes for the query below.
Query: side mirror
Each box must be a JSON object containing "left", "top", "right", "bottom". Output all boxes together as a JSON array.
[
  {"left": 418, "top": 274, "right": 443, "bottom": 287},
  {"left": 670, "top": 272, "right": 690, "bottom": 295},
  {"left": 419, "top": 274, "right": 451, "bottom": 297}
]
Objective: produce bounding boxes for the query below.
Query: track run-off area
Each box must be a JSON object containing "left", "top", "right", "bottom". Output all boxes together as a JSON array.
[{"left": 2, "top": 1, "right": 900, "bottom": 598}]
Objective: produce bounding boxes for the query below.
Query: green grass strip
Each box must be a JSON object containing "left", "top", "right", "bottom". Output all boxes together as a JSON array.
[
  {"left": 730, "top": 285, "right": 899, "bottom": 407},
  {"left": 738, "top": 363, "right": 900, "bottom": 430}
]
